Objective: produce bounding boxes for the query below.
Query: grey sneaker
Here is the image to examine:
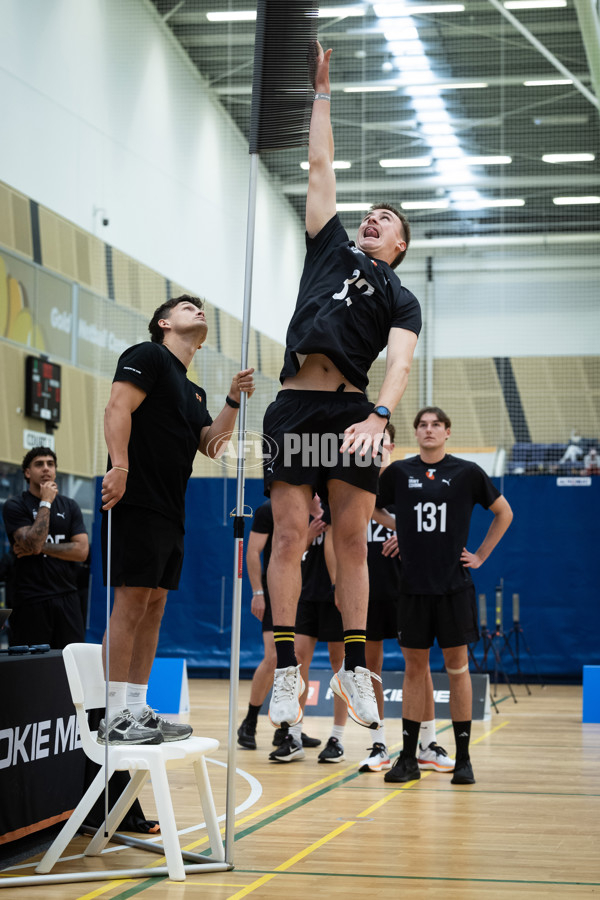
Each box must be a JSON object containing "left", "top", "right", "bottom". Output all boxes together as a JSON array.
[
  {"left": 97, "top": 708, "right": 164, "bottom": 745},
  {"left": 330, "top": 665, "right": 380, "bottom": 729},
  {"left": 135, "top": 706, "right": 193, "bottom": 742}
]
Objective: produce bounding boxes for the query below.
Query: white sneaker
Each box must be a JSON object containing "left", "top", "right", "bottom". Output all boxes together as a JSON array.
[
  {"left": 358, "top": 742, "right": 391, "bottom": 772},
  {"left": 418, "top": 741, "right": 455, "bottom": 773},
  {"left": 330, "top": 665, "right": 380, "bottom": 729},
  {"left": 268, "top": 665, "right": 304, "bottom": 728}
]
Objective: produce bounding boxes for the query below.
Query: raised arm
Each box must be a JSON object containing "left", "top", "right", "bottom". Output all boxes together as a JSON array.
[
  {"left": 198, "top": 368, "right": 255, "bottom": 458},
  {"left": 305, "top": 41, "right": 336, "bottom": 239}
]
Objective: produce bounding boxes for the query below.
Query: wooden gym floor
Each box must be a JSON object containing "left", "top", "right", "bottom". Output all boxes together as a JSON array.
[{"left": 1, "top": 679, "right": 599, "bottom": 899}]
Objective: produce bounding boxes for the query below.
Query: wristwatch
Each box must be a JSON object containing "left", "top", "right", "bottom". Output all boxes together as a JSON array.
[
  {"left": 39, "top": 500, "right": 52, "bottom": 509},
  {"left": 372, "top": 405, "right": 391, "bottom": 422}
]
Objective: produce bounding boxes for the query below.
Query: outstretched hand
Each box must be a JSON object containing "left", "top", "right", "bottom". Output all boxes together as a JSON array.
[{"left": 309, "top": 40, "right": 332, "bottom": 91}]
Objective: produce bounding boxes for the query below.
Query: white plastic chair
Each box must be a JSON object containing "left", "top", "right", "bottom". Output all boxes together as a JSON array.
[{"left": 36, "top": 643, "right": 225, "bottom": 882}]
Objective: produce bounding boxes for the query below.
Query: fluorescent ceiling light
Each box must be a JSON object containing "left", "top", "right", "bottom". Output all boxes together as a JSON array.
[
  {"left": 479, "top": 198, "right": 525, "bottom": 207},
  {"left": 387, "top": 40, "right": 426, "bottom": 56},
  {"left": 464, "top": 155, "right": 512, "bottom": 165},
  {"left": 420, "top": 122, "right": 454, "bottom": 135},
  {"left": 437, "top": 82, "right": 488, "bottom": 90},
  {"left": 416, "top": 109, "right": 452, "bottom": 124},
  {"left": 343, "top": 85, "right": 398, "bottom": 93},
  {"left": 336, "top": 202, "right": 372, "bottom": 212},
  {"left": 318, "top": 5, "right": 366, "bottom": 16},
  {"left": 379, "top": 157, "right": 432, "bottom": 167},
  {"left": 553, "top": 196, "right": 600, "bottom": 205},
  {"left": 206, "top": 10, "right": 256, "bottom": 21},
  {"left": 504, "top": 1, "right": 566, "bottom": 9},
  {"left": 207, "top": 5, "right": 366, "bottom": 20},
  {"left": 383, "top": 27, "right": 419, "bottom": 43},
  {"left": 394, "top": 55, "right": 431, "bottom": 70},
  {"left": 411, "top": 96, "right": 445, "bottom": 111},
  {"left": 401, "top": 200, "right": 450, "bottom": 210},
  {"left": 425, "top": 133, "right": 460, "bottom": 147},
  {"left": 301, "top": 161, "right": 351, "bottom": 170},
  {"left": 524, "top": 79, "right": 572, "bottom": 86},
  {"left": 374, "top": 3, "right": 465, "bottom": 14},
  {"left": 431, "top": 146, "right": 464, "bottom": 158},
  {"left": 533, "top": 115, "right": 588, "bottom": 126},
  {"left": 542, "top": 153, "right": 595, "bottom": 163}
]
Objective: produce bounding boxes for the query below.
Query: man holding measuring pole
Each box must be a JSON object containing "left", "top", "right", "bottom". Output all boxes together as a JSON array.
[
  {"left": 100, "top": 294, "right": 254, "bottom": 745},
  {"left": 263, "top": 42, "right": 421, "bottom": 732}
]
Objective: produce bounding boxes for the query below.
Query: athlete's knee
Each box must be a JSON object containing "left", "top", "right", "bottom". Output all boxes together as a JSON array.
[{"left": 446, "top": 663, "right": 469, "bottom": 675}]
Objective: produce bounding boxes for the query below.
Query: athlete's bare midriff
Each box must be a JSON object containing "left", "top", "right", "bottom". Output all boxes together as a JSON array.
[{"left": 281, "top": 353, "right": 363, "bottom": 393}]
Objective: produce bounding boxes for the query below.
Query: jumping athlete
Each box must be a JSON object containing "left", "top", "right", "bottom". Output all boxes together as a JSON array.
[{"left": 264, "top": 42, "right": 421, "bottom": 734}]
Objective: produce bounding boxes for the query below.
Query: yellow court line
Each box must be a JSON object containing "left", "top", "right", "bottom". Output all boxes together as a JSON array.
[
  {"left": 182, "top": 762, "right": 362, "bottom": 853},
  {"left": 357, "top": 771, "right": 431, "bottom": 817},
  {"left": 77, "top": 880, "right": 135, "bottom": 900},
  {"left": 225, "top": 820, "right": 356, "bottom": 900},
  {"left": 471, "top": 720, "right": 509, "bottom": 745}
]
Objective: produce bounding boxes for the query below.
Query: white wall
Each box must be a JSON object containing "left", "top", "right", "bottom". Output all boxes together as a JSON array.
[{"left": 0, "top": 0, "right": 303, "bottom": 345}]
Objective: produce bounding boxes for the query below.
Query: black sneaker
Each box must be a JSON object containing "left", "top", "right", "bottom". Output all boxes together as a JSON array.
[
  {"left": 451, "top": 757, "right": 476, "bottom": 785},
  {"left": 268, "top": 734, "right": 305, "bottom": 763},
  {"left": 273, "top": 726, "right": 288, "bottom": 747},
  {"left": 384, "top": 752, "right": 421, "bottom": 783},
  {"left": 237, "top": 719, "right": 257, "bottom": 750},
  {"left": 317, "top": 736, "right": 345, "bottom": 763},
  {"left": 301, "top": 732, "right": 321, "bottom": 748},
  {"left": 97, "top": 709, "right": 164, "bottom": 745}
]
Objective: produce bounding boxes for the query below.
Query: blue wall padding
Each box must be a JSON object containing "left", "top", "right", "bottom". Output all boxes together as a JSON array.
[{"left": 88, "top": 476, "right": 600, "bottom": 679}]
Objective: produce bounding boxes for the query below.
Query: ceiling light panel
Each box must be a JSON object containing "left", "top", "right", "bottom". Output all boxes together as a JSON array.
[
  {"left": 542, "top": 153, "right": 595, "bottom": 163},
  {"left": 374, "top": 3, "right": 465, "bottom": 14},
  {"left": 553, "top": 196, "right": 600, "bottom": 205}
]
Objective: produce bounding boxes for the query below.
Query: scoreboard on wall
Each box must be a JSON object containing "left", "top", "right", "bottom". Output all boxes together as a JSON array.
[{"left": 25, "top": 355, "right": 61, "bottom": 425}]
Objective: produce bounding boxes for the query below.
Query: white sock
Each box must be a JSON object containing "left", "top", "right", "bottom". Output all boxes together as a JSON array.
[
  {"left": 107, "top": 681, "right": 128, "bottom": 719},
  {"left": 290, "top": 723, "right": 302, "bottom": 743},
  {"left": 420, "top": 719, "right": 437, "bottom": 749},
  {"left": 331, "top": 724, "right": 345, "bottom": 744},
  {"left": 376, "top": 722, "right": 387, "bottom": 746},
  {"left": 127, "top": 682, "right": 148, "bottom": 718}
]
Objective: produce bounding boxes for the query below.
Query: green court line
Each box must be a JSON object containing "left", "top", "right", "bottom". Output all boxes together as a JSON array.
[{"left": 234, "top": 869, "right": 600, "bottom": 887}]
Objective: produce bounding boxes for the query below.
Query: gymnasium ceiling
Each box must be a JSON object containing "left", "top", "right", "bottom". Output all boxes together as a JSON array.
[{"left": 149, "top": 0, "right": 600, "bottom": 242}]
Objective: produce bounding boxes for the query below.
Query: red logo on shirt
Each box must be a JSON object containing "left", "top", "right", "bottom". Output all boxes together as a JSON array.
[
  {"left": 195, "top": 393, "right": 203, "bottom": 403},
  {"left": 426, "top": 468, "right": 436, "bottom": 480}
]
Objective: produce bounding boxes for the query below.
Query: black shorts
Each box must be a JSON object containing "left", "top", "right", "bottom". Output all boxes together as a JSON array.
[
  {"left": 366, "top": 592, "right": 398, "bottom": 642},
  {"left": 262, "top": 390, "right": 382, "bottom": 498},
  {"left": 101, "top": 505, "right": 185, "bottom": 590},
  {"left": 9, "top": 592, "right": 85, "bottom": 649},
  {"left": 397, "top": 585, "right": 479, "bottom": 649},
  {"left": 295, "top": 598, "right": 344, "bottom": 643}
]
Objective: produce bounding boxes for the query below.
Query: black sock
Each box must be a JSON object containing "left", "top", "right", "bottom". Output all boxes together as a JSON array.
[
  {"left": 343, "top": 630, "right": 366, "bottom": 671},
  {"left": 401, "top": 718, "right": 421, "bottom": 758},
  {"left": 453, "top": 720, "right": 472, "bottom": 760},
  {"left": 273, "top": 626, "right": 297, "bottom": 668},
  {"left": 245, "top": 703, "right": 261, "bottom": 727}
]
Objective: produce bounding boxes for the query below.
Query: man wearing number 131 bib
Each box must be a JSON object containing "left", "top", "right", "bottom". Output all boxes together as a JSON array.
[{"left": 376, "top": 407, "right": 513, "bottom": 786}]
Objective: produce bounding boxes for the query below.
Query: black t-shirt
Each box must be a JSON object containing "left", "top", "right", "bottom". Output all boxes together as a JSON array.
[
  {"left": 251, "top": 500, "right": 274, "bottom": 598},
  {"left": 110, "top": 342, "right": 213, "bottom": 526},
  {"left": 300, "top": 506, "right": 333, "bottom": 603},
  {"left": 378, "top": 455, "right": 500, "bottom": 595},
  {"left": 2, "top": 492, "right": 87, "bottom": 603},
  {"left": 367, "top": 505, "right": 402, "bottom": 601},
  {"left": 280, "top": 215, "right": 421, "bottom": 392}
]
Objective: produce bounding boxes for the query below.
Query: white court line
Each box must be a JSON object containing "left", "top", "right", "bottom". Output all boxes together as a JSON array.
[{"left": 4, "top": 759, "right": 262, "bottom": 871}]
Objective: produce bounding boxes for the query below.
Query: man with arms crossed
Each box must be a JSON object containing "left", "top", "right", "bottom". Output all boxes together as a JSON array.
[
  {"left": 264, "top": 42, "right": 421, "bottom": 732},
  {"left": 3, "top": 447, "right": 88, "bottom": 648},
  {"left": 377, "top": 407, "right": 513, "bottom": 785},
  {"left": 100, "top": 294, "right": 254, "bottom": 745}
]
